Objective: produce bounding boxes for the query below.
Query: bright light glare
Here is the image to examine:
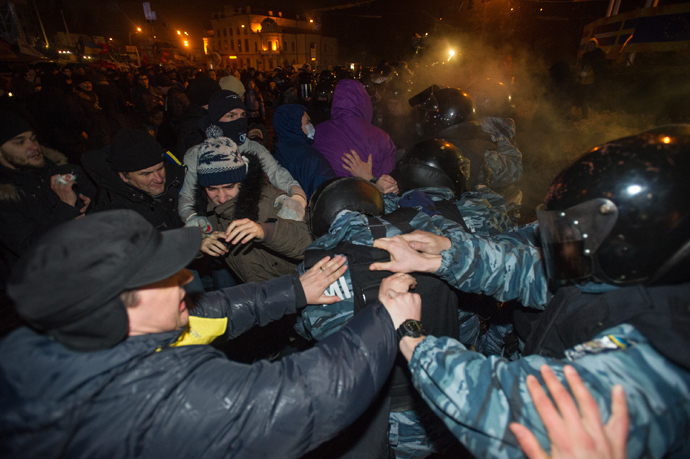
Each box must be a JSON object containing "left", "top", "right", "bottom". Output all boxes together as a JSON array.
[
  {"left": 626, "top": 185, "right": 642, "bottom": 195},
  {"left": 662, "top": 136, "right": 671, "bottom": 144},
  {"left": 177, "top": 30, "right": 181, "bottom": 35},
  {"left": 448, "top": 50, "right": 455, "bottom": 61}
]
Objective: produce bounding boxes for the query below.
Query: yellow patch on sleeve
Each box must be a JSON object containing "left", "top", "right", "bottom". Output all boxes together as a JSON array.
[{"left": 170, "top": 316, "right": 228, "bottom": 347}]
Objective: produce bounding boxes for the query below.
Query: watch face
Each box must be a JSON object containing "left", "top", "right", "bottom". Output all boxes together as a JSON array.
[{"left": 405, "top": 320, "right": 423, "bottom": 333}]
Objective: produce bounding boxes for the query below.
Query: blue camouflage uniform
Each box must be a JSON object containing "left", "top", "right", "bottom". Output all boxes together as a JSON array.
[
  {"left": 384, "top": 186, "right": 513, "bottom": 236},
  {"left": 296, "top": 190, "right": 514, "bottom": 458},
  {"left": 296, "top": 208, "right": 456, "bottom": 458},
  {"left": 408, "top": 282, "right": 690, "bottom": 458}
]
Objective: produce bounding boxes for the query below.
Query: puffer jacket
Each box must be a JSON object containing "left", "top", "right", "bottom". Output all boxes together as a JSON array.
[
  {"left": 313, "top": 79, "right": 396, "bottom": 178},
  {"left": 81, "top": 145, "right": 185, "bottom": 231},
  {"left": 0, "top": 275, "right": 399, "bottom": 458}
]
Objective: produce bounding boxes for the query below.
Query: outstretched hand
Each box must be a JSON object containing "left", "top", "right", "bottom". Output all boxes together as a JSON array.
[
  {"left": 370, "top": 235, "right": 442, "bottom": 274},
  {"left": 341, "top": 149, "right": 374, "bottom": 180},
  {"left": 300, "top": 255, "right": 348, "bottom": 305},
  {"left": 509, "top": 365, "right": 629, "bottom": 459}
]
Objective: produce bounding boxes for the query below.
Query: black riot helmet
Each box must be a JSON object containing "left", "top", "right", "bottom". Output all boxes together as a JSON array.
[
  {"left": 424, "top": 88, "right": 477, "bottom": 134},
  {"left": 465, "top": 78, "right": 515, "bottom": 118},
  {"left": 394, "top": 138, "right": 471, "bottom": 198},
  {"left": 307, "top": 177, "right": 384, "bottom": 238},
  {"left": 537, "top": 125, "right": 690, "bottom": 286}
]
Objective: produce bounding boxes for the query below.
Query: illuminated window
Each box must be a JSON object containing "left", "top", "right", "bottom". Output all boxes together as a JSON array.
[{"left": 271, "top": 41, "right": 277, "bottom": 51}]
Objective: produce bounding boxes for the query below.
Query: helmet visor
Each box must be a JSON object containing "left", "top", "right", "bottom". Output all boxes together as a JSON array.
[{"left": 536, "top": 198, "right": 618, "bottom": 282}]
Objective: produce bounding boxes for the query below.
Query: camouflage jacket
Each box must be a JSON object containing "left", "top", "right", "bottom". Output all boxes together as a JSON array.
[
  {"left": 384, "top": 187, "right": 513, "bottom": 236},
  {"left": 435, "top": 221, "right": 551, "bottom": 309},
  {"left": 409, "top": 321, "right": 690, "bottom": 458},
  {"left": 295, "top": 209, "right": 443, "bottom": 341}
]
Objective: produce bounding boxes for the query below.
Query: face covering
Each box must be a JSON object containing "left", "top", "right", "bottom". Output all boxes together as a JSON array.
[
  {"left": 305, "top": 123, "right": 316, "bottom": 140},
  {"left": 214, "top": 117, "right": 247, "bottom": 146}
]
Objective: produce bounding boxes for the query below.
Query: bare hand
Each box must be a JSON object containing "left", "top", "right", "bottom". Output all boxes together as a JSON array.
[
  {"left": 224, "top": 218, "right": 264, "bottom": 245},
  {"left": 341, "top": 149, "right": 374, "bottom": 180},
  {"left": 375, "top": 174, "right": 399, "bottom": 195},
  {"left": 200, "top": 231, "right": 229, "bottom": 257},
  {"left": 50, "top": 175, "right": 78, "bottom": 206},
  {"left": 402, "top": 230, "right": 452, "bottom": 255},
  {"left": 300, "top": 255, "right": 348, "bottom": 304},
  {"left": 509, "top": 365, "right": 629, "bottom": 459},
  {"left": 378, "top": 273, "right": 417, "bottom": 303},
  {"left": 379, "top": 289, "right": 421, "bottom": 330},
  {"left": 370, "top": 235, "right": 442, "bottom": 274},
  {"left": 78, "top": 194, "right": 90, "bottom": 213}
]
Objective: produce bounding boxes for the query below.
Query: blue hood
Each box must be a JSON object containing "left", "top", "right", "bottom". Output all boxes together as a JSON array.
[{"left": 273, "top": 104, "right": 309, "bottom": 144}]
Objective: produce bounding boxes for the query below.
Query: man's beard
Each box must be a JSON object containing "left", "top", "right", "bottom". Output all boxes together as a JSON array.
[{"left": 1, "top": 152, "right": 45, "bottom": 170}]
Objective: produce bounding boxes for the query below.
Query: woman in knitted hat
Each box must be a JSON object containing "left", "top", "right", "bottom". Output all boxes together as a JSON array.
[{"left": 195, "top": 136, "right": 312, "bottom": 283}]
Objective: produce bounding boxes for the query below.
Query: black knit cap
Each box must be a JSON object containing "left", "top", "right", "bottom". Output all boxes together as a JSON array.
[
  {"left": 7, "top": 210, "right": 202, "bottom": 352},
  {"left": 207, "top": 90, "right": 245, "bottom": 123},
  {"left": 0, "top": 109, "right": 33, "bottom": 146},
  {"left": 108, "top": 129, "right": 165, "bottom": 172}
]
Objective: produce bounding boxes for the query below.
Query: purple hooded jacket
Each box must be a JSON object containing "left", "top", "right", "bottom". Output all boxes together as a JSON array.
[{"left": 313, "top": 79, "right": 397, "bottom": 178}]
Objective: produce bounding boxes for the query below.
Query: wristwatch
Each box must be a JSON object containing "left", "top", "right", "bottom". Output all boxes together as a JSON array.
[{"left": 396, "top": 319, "right": 427, "bottom": 341}]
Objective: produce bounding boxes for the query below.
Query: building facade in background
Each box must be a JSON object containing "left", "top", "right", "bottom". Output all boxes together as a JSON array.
[{"left": 206, "top": 6, "right": 338, "bottom": 71}]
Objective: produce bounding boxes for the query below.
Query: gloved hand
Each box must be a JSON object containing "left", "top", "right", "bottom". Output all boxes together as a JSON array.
[
  {"left": 399, "top": 190, "right": 439, "bottom": 217},
  {"left": 185, "top": 214, "right": 213, "bottom": 234}
]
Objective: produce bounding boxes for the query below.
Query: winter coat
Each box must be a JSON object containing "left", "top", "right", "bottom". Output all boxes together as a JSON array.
[
  {"left": 0, "top": 147, "right": 96, "bottom": 281},
  {"left": 196, "top": 154, "right": 312, "bottom": 283},
  {"left": 272, "top": 104, "right": 336, "bottom": 200},
  {"left": 313, "top": 80, "right": 396, "bottom": 178},
  {"left": 0, "top": 275, "right": 399, "bottom": 458},
  {"left": 81, "top": 146, "right": 184, "bottom": 231}
]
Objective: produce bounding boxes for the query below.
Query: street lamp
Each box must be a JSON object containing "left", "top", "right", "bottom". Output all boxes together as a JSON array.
[{"left": 129, "top": 27, "right": 142, "bottom": 45}]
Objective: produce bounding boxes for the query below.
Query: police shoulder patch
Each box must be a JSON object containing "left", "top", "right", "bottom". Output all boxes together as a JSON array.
[{"left": 565, "top": 335, "right": 637, "bottom": 361}]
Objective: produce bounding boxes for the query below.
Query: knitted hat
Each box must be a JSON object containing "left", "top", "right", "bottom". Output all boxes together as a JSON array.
[
  {"left": 8, "top": 210, "right": 201, "bottom": 351},
  {"left": 108, "top": 129, "right": 165, "bottom": 172},
  {"left": 207, "top": 90, "right": 245, "bottom": 124},
  {"left": 218, "top": 75, "right": 246, "bottom": 98},
  {"left": 197, "top": 136, "right": 247, "bottom": 187},
  {"left": 0, "top": 110, "right": 33, "bottom": 146},
  {"left": 186, "top": 76, "right": 221, "bottom": 107}
]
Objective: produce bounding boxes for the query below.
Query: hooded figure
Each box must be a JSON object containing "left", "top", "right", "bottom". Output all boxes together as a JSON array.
[
  {"left": 272, "top": 104, "right": 336, "bottom": 200},
  {"left": 313, "top": 80, "right": 396, "bottom": 178}
]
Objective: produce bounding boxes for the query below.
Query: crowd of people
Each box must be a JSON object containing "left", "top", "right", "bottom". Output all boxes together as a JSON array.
[{"left": 0, "top": 57, "right": 688, "bottom": 459}]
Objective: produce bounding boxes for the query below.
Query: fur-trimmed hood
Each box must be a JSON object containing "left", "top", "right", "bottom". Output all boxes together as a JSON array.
[{"left": 193, "top": 152, "right": 266, "bottom": 221}]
